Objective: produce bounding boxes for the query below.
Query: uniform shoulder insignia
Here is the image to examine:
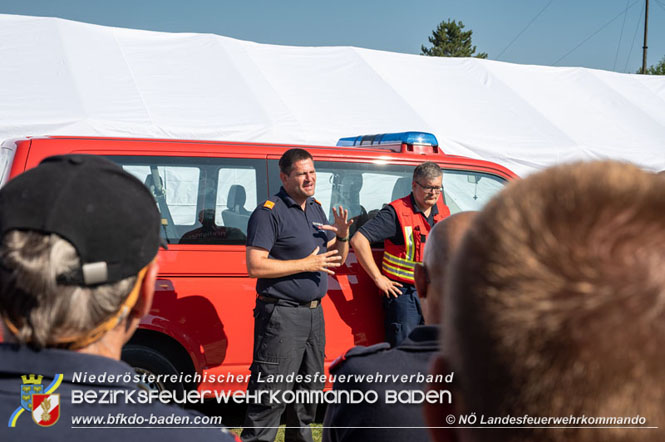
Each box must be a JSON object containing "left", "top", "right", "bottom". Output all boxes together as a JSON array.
[
  {"left": 329, "top": 342, "right": 391, "bottom": 373},
  {"left": 263, "top": 199, "right": 276, "bottom": 209},
  {"left": 312, "top": 198, "right": 322, "bottom": 205}
]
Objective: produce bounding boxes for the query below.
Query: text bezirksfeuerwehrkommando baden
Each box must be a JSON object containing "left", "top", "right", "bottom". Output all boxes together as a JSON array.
[{"left": 70, "top": 371, "right": 453, "bottom": 406}]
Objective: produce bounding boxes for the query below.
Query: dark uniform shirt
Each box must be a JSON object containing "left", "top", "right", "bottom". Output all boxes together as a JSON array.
[
  {"left": 247, "top": 186, "right": 334, "bottom": 303},
  {"left": 0, "top": 344, "right": 238, "bottom": 442},
  {"left": 357, "top": 193, "right": 439, "bottom": 246},
  {"left": 322, "top": 326, "right": 440, "bottom": 442}
]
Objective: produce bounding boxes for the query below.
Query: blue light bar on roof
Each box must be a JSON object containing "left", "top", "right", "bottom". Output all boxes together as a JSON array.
[{"left": 336, "top": 131, "right": 438, "bottom": 147}]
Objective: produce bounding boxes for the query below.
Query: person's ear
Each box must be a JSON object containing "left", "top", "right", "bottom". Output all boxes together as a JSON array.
[
  {"left": 424, "top": 354, "right": 459, "bottom": 442},
  {"left": 414, "top": 263, "right": 429, "bottom": 300},
  {"left": 132, "top": 259, "right": 159, "bottom": 319}
]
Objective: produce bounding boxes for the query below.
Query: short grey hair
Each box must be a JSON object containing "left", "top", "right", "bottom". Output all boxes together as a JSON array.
[
  {"left": 413, "top": 161, "right": 442, "bottom": 182},
  {"left": 0, "top": 230, "right": 137, "bottom": 349}
]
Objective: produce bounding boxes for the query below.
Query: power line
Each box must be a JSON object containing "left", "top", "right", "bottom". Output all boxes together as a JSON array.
[
  {"left": 624, "top": 2, "right": 645, "bottom": 72},
  {"left": 496, "top": 0, "right": 554, "bottom": 59},
  {"left": 613, "top": 0, "right": 631, "bottom": 70},
  {"left": 553, "top": 0, "right": 641, "bottom": 66}
]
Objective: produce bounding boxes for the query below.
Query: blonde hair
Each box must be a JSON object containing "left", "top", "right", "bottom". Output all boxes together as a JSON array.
[
  {"left": 0, "top": 230, "right": 137, "bottom": 348},
  {"left": 445, "top": 161, "right": 665, "bottom": 442}
]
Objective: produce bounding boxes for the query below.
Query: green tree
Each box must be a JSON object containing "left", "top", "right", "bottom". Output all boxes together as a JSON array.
[
  {"left": 639, "top": 55, "right": 665, "bottom": 75},
  {"left": 421, "top": 19, "right": 487, "bottom": 58}
]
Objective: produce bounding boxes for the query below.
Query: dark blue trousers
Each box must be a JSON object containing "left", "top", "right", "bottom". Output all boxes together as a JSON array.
[
  {"left": 241, "top": 299, "right": 325, "bottom": 442},
  {"left": 382, "top": 284, "right": 424, "bottom": 347}
]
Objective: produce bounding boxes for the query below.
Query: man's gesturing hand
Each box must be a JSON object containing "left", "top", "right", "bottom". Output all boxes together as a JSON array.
[
  {"left": 317, "top": 206, "right": 354, "bottom": 239},
  {"left": 302, "top": 246, "right": 342, "bottom": 275}
]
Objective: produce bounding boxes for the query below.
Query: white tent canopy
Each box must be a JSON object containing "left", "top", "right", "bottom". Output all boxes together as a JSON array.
[{"left": 1, "top": 13, "right": 664, "bottom": 176}]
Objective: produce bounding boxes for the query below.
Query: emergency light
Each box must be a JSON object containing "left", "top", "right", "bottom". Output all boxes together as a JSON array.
[{"left": 336, "top": 131, "right": 440, "bottom": 154}]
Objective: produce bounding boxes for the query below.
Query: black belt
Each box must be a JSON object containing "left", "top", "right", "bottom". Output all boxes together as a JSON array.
[{"left": 257, "top": 294, "right": 320, "bottom": 308}]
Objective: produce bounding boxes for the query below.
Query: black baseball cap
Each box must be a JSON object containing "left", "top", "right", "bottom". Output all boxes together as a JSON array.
[{"left": 0, "top": 154, "right": 165, "bottom": 286}]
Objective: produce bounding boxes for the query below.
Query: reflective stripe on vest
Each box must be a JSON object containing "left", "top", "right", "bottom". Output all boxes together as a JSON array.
[
  {"left": 382, "top": 260, "right": 416, "bottom": 283},
  {"left": 404, "top": 226, "right": 414, "bottom": 261},
  {"left": 382, "top": 249, "right": 416, "bottom": 283},
  {"left": 383, "top": 251, "right": 416, "bottom": 269}
]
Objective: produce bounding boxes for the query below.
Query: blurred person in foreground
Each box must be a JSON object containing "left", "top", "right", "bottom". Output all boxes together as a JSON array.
[
  {"left": 0, "top": 155, "right": 238, "bottom": 441},
  {"left": 425, "top": 161, "right": 665, "bottom": 442},
  {"left": 323, "top": 212, "right": 476, "bottom": 442}
]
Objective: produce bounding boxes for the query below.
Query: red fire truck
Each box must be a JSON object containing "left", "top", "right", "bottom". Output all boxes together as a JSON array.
[{"left": 0, "top": 133, "right": 516, "bottom": 395}]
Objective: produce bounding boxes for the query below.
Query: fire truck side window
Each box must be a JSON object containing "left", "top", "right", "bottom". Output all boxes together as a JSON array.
[
  {"left": 109, "top": 156, "right": 266, "bottom": 245},
  {"left": 441, "top": 171, "right": 506, "bottom": 212},
  {"left": 122, "top": 165, "right": 200, "bottom": 225}
]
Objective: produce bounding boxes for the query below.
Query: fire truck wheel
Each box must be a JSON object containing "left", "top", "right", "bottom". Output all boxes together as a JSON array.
[{"left": 122, "top": 344, "right": 186, "bottom": 396}]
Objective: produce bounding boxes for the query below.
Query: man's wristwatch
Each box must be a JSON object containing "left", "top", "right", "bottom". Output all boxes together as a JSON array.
[{"left": 336, "top": 234, "right": 350, "bottom": 242}]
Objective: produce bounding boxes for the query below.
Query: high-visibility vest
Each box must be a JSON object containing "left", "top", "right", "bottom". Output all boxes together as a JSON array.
[{"left": 381, "top": 195, "right": 450, "bottom": 284}]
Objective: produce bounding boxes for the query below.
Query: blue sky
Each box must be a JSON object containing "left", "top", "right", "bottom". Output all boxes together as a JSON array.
[{"left": 2, "top": 0, "right": 664, "bottom": 73}]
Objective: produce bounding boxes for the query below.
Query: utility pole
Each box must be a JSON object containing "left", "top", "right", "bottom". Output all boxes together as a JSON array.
[{"left": 641, "top": 0, "right": 649, "bottom": 73}]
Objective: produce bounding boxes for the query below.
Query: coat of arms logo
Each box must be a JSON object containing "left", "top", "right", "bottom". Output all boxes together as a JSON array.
[{"left": 8, "top": 373, "right": 63, "bottom": 428}]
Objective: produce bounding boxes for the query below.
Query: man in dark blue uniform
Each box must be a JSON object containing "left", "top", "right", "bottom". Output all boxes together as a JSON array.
[
  {"left": 0, "top": 155, "right": 238, "bottom": 442},
  {"left": 323, "top": 212, "right": 476, "bottom": 442},
  {"left": 350, "top": 162, "right": 450, "bottom": 347},
  {"left": 242, "top": 148, "right": 352, "bottom": 442}
]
